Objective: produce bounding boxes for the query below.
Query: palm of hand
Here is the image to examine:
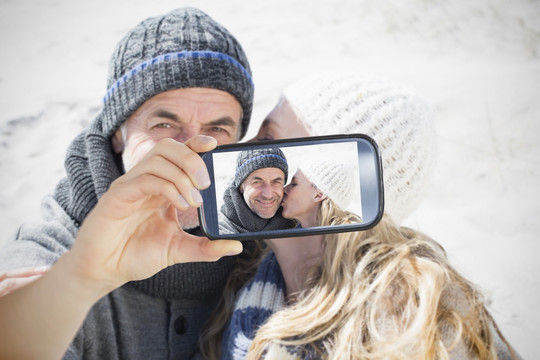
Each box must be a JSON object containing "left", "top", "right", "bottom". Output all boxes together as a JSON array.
[{"left": 71, "top": 188, "right": 215, "bottom": 289}]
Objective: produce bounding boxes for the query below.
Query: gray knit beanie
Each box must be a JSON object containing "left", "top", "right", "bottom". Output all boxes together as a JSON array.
[
  {"left": 233, "top": 148, "right": 288, "bottom": 188},
  {"left": 101, "top": 7, "right": 254, "bottom": 139}
]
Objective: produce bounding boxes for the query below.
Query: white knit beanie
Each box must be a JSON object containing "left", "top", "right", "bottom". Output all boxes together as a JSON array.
[
  {"left": 282, "top": 74, "right": 436, "bottom": 225},
  {"left": 298, "top": 159, "right": 354, "bottom": 210}
]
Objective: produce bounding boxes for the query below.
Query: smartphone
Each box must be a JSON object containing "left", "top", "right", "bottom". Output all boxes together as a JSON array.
[{"left": 198, "top": 134, "right": 384, "bottom": 240}]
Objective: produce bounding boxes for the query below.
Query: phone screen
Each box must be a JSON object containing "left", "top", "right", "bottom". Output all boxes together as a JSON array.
[{"left": 198, "top": 134, "right": 384, "bottom": 240}]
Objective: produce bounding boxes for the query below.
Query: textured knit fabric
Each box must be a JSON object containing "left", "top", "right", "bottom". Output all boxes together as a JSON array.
[
  {"left": 219, "top": 186, "right": 293, "bottom": 234},
  {"left": 102, "top": 7, "right": 253, "bottom": 139},
  {"left": 282, "top": 75, "right": 436, "bottom": 225},
  {"left": 297, "top": 159, "right": 354, "bottom": 210},
  {"left": 221, "top": 252, "right": 288, "bottom": 360},
  {"left": 233, "top": 148, "right": 289, "bottom": 187}
]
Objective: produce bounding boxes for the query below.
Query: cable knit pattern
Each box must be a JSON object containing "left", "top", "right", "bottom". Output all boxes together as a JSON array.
[
  {"left": 298, "top": 159, "right": 354, "bottom": 210},
  {"left": 282, "top": 75, "right": 437, "bottom": 224}
]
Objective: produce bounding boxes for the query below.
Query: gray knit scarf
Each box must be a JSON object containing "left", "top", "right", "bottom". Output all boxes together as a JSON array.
[
  {"left": 219, "top": 185, "right": 294, "bottom": 234},
  {"left": 53, "top": 117, "right": 238, "bottom": 300}
]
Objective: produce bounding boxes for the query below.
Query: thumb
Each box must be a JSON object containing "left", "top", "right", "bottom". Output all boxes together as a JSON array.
[
  {"left": 200, "top": 239, "right": 244, "bottom": 261},
  {"left": 169, "top": 233, "right": 243, "bottom": 264},
  {"left": 184, "top": 135, "right": 218, "bottom": 154}
]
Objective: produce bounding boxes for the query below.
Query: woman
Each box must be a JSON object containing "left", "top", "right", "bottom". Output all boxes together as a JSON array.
[
  {"left": 200, "top": 74, "right": 520, "bottom": 359},
  {"left": 281, "top": 158, "right": 360, "bottom": 228}
]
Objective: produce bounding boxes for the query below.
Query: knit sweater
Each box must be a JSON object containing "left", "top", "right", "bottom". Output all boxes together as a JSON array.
[{"left": 0, "top": 116, "right": 245, "bottom": 359}]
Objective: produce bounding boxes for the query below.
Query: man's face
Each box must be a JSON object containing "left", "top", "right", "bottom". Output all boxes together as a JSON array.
[
  {"left": 113, "top": 87, "right": 243, "bottom": 229},
  {"left": 239, "top": 168, "right": 286, "bottom": 219}
]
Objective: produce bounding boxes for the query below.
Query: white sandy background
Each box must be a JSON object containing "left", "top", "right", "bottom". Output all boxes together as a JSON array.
[{"left": 0, "top": 0, "right": 539, "bottom": 358}]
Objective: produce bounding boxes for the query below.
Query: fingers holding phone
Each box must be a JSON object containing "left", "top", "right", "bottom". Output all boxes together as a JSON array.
[
  {"left": 66, "top": 136, "right": 241, "bottom": 291},
  {"left": 116, "top": 136, "right": 216, "bottom": 210}
]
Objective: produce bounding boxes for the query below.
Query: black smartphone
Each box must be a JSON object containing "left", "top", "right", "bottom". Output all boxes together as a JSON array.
[{"left": 198, "top": 134, "right": 384, "bottom": 240}]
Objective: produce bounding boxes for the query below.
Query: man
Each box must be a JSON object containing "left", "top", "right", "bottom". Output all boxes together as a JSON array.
[
  {"left": 219, "top": 148, "right": 293, "bottom": 234},
  {"left": 0, "top": 8, "right": 253, "bottom": 359}
]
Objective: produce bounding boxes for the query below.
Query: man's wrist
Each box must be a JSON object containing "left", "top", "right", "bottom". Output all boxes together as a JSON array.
[{"left": 53, "top": 251, "right": 118, "bottom": 304}]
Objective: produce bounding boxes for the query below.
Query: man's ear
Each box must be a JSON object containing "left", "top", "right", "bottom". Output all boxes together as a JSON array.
[
  {"left": 314, "top": 191, "right": 327, "bottom": 203},
  {"left": 112, "top": 127, "right": 125, "bottom": 154},
  {"left": 239, "top": 184, "right": 244, "bottom": 194}
]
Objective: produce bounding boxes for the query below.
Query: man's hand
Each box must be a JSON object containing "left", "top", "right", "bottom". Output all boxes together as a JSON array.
[
  {"left": 67, "top": 135, "right": 243, "bottom": 292},
  {"left": 0, "top": 136, "right": 243, "bottom": 360}
]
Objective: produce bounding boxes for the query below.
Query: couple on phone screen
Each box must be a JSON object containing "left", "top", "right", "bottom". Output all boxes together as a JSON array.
[{"left": 219, "top": 147, "right": 359, "bottom": 235}]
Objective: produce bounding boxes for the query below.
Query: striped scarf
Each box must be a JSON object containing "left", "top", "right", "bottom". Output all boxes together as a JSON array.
[{"left": 222, "top": 252, "right": 304, "bottom": 360}]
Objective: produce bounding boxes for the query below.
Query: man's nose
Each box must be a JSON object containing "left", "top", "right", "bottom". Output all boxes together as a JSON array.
[
  {"left": 260, "top": 183, "right": 273, "bottom": 197},
  {"left": 174, "top": 127, "right": 199, "bottom": 143}
]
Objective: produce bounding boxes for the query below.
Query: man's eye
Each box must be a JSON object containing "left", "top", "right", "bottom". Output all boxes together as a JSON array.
[
  {"left": 154, "top": 123, "right": 173, "bottom": 129},
  {"left": 206, "top": 127, "right": 230, "bottom": 136}
]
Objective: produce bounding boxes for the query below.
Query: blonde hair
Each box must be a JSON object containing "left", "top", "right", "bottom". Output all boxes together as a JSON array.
[
  {"left": 200, "top": 199, "right": 516, "bottom": 360},
  {"left": 249, "top": 201, "right": 516, "bottom": 359},
  {"left": 317, "top": 195, "right": 362, "bottom": 226}
]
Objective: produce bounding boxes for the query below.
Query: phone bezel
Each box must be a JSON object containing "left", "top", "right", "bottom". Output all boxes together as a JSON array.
[{"left": 198, "top": 134, "right": 384, "bottom": 240}]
